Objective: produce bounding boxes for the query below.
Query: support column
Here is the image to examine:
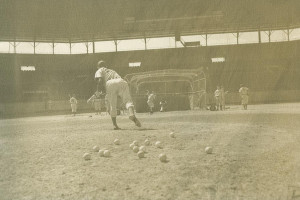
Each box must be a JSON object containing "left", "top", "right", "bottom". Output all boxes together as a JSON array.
[
  {"left": 114, "top": 40, "right": 118, "bottom": 52},
  {"left": 232, "top": 32, "right": 239, "bottom": 45},
  {"left": 201, "top": 35, "right": 208, "bottom": 46},
  {"left": 258, "top": 29, "right": 261, "bottom": 43},
  {"left": 144, "top": 34, "right": 147, "bottom": 50},
  {"left": 52, "top": 41, "right": 55, "bottom": 54},
  {"left": 14, "top": 59, "right": 22, "bottom": 101},
  {"left": 85, "top": 42, "right": 89, "bottom": 54},
  {"left": 13, "top": 40, "right": 17, "bottom": 54},
  {"left": 69, "top": 40, "right": 72, "bottom": 54},
  {"left": 33, "top": 41, "right": 36, "bottom": 54},
  {"left": 92, "top": 40, "right": 95, "bottom": 54}
]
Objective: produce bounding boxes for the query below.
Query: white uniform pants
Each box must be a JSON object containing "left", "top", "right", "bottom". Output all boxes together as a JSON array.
[
  {"left": 71, "top": 104, "right": 77, "bottom": 112},
  {"left": 106, "top": 78, "right": 134, "bottom": 117}
]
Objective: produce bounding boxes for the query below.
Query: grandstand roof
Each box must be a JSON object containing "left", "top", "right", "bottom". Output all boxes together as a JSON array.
[{"left": 1, "top": 0, "right": 299, "bottom": 42}]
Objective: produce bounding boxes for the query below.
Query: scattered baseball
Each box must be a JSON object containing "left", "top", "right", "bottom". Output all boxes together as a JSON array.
[
  {"left": 169, "top": 132, "right": 175, "bottom": 138},
  {"left": 137, "top": 151, "right": 145, "bottom": 158},
  {"left": 205, "top": 147, "right": 213, "bottom": 154},
  {"left": 83, "top": 153, "right": 91, "bottom": 160},
  {"left": 93, "top": 146, "right": 100, "bottom": 152},
  {"left": 139, "top": 146, "right": 146, "bottom": 152},
  {"left": 155, "top": 141, "right": 162, "bottom": 148},
  {"left": 103, "top": 150, "right": 111, "bottom": 157},
  {"left": 159, "top": 153, "right": 167, "bottom": 162},
  {"left": 129, "top": 143, "right": 135, "bottom": 149},
  {"left": 133, "top": 146, "right": 139, "bottom": 153},
  {"left": 98, "top": 149, "right": 105, "bottom": 157},
  {"left": 144, "top": 139, "right": 150, "bottom": 146},
  {"left": 132, "top": 140, "right": 139, "bottom": 146},
  {"left": 114, "top": 139, "right": 120, "bottom": 145}
]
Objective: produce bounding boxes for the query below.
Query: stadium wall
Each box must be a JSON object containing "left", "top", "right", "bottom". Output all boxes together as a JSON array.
[
  {"left": 1, "top": 90, "right": 300, "bottom": 117},
  {"left": 0, "top": 41, "right": 300, "bottom": 115}
]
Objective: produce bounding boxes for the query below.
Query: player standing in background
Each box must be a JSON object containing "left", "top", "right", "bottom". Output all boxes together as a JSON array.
[
  {"left": 87, "top": 91, "right": 105, "bottom": 115},
  {"left": 95, "top": 60, "right": 141, "bottom": 130},
  {"left": 69, "top": 94, "right": 78, "bottom": 116},
  {"left": 147, "top": 90, "right": 156, "bottom": 114},
  {"left": 214, "top": 86, "right": 221, "bottom": 111},
  {"left": 159, "top": 99, "right": 167, "bottom": 112},
  {"left": 220, "top": 86, "right": 228, "bottom": 111},
  {"left": 47, "top": 99, "right": 53, "bottom": 112},
  {"left": 239, "top": 84, "right": 249, "bottom": 110}
]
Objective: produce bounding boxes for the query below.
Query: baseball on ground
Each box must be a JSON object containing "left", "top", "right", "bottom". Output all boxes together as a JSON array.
[
  {"left": 205, "top": 147, "right": 213, "bottom": 154},
  {"left": 103, "top": 150, "right": 111, "bottom": 157},
  {"left": 144, "top": 139, "right": 150, "bottom": 146},
  {"left": 155, "top": 141, "right": 162, "bottom": 148},
  {"left": 159, "top": 153, "right": 167, "bottom": 162},
  {"left": 169, "top": 132, "right": 175, "bottom": 138},
  {"left": 93, "top": 146, "right": 100, "bottom": 152},
  {"left": 133, "top": 146, "right": 139, "bottom": 153},
  {"left": 114, "top": 139, "right": 120, "bottom": 145},
  {"left": 132, "top": 140, "right": 139, "bottom": 146},
  {"left": 139, "top": 146, "right": 146, "bottom": 152},
  {"left": 129, "top": 143, "right": 135, "bottom": 149},
  {"left": 137, "top": 151, "right": 145, "bottom": 158},
  {"left": 98, "top": 149, "right": 105, "bottom": 157},
  {"left": 83, "top": 153, "right": 91, "bottom": 160}
]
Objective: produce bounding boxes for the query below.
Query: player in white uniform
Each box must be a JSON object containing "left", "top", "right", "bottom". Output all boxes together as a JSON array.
[
  {"left": 159, "top": 99, "right": 167, "bottom": 112},
  {"left": 214, "top": 86, "right": 221, "bottom": 111},
  {"left": 220, "top": 86, "right": 228, "bottom": 111},
  {"left": 147, "top": 91, "right": 156, "bottom": 114},
  {"left": 95, "top": 60, "right": 141, "bottom": 130},
  {"left": 69, "top": 94, "right": 78, "bottom": 116},
  {"left": 239, "top": 84, "right": 249, "bottom": 110},
  {"left": 87, "top": 91, "right": 105, "bottom": 115}
]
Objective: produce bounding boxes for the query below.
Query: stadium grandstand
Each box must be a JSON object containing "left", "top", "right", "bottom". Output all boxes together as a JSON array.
[
  {"left": 2, "top": 1, "right": 300, "bottom": 200},
  {"left": 0, "top": 0, "right": 300, "bottom": 115}
]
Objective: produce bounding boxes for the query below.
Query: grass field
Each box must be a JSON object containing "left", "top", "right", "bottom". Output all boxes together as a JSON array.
[{"left": 1, "top": 103, "right": 300, "bottom": 200}]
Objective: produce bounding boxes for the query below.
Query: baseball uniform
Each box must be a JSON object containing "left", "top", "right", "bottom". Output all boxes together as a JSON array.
[{"left": 95, "top": 67, "right": 134, "bottom": 118}]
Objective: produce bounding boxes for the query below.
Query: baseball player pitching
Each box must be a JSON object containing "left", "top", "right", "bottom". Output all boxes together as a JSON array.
[{"left": 95, "top": 60, "right": 141, "bottom": 130}]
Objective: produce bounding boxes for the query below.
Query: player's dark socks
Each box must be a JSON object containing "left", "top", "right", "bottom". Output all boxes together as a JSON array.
[
  {"left": 111, "top": 117, "right": 120, "bottom": 129},
  {"left": 129, "top": 116, "right": 141, "bottom": 127}
]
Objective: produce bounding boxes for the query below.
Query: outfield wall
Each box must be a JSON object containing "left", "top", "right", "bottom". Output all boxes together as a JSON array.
[
  {"left": 1, "top": 41, "right": 300, "bottom": 103},
  {"left": 1, "top": 90, "right": 300, "bottom": 117},
  {"left": 0, "top": 100, "right": 94, "bottom": 117}
]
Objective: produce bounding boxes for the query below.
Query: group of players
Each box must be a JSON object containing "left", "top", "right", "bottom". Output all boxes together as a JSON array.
[
  {"left": 146, "top": 91, "right": 167, "bottom": 114},
  {"left": 213, "top": 86, "right": 227, "bottom": 111},
  {"left": 213, "top": 84, "right": 249, "bottom": 111},
  {"left": 69, "top": 60, "right": 249, "bottom": 129}
]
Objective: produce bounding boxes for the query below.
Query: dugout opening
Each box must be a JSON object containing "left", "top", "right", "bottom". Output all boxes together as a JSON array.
[{"left": 125, "top": 69, "right": 206, "bottom": 113}]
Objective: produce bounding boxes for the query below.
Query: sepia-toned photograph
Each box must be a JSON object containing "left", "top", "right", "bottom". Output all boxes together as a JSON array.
[{"left": 0, "top": 0, "right": 300, "bottom": 199}]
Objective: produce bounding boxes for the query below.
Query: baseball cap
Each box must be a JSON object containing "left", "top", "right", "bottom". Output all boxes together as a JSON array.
[{"left": 97, "top": 60, "right": 106, "bottom": 68}]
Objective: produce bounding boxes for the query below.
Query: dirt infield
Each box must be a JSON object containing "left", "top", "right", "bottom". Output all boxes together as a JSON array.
[{"left": 1, "top": 103, "right": 300, "bottom": 200}]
